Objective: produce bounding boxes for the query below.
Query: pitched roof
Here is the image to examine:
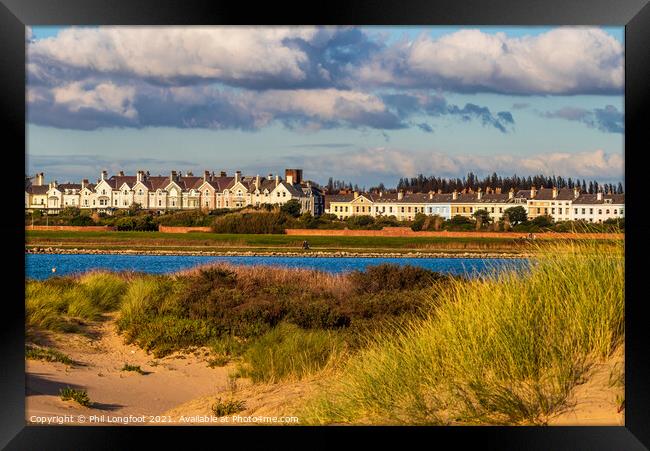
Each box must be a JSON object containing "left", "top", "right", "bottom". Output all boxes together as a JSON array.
[
  {"left": 574, "top": 193, "right": 625, "bottom": 205},
  {"left": 26, "top": 185, "right": 48, "bottom": 195}
]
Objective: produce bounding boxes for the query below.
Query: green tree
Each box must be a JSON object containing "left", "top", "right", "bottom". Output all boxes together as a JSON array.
[
  {"left": 473, "top": 209, "right": 490, "bottom": 226},
  {"left": 531, "top": 215, "right": 554, "bottom": 228},
  {"left": 503, "top": 206, "right": 527, "bottom": 226},
  {"left": 411, "top": 213, "right": 427, "bottom": 231},
  {"left": 280, "top": 199, "right": 302, "bottom": 217}
]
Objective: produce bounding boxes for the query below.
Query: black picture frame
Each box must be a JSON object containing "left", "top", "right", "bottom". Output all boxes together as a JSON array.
[{"left": 2, "top": 0, "right": 648, "bottom": 449}]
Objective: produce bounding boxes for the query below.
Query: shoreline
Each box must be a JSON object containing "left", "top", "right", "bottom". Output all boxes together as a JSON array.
[{"left": 25, "top": 247, "right": 530, "bottom": 259}]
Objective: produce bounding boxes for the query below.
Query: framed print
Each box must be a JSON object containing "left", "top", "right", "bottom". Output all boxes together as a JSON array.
[{"left": 1, "top": 0, "right": 649, "bottom": 449}]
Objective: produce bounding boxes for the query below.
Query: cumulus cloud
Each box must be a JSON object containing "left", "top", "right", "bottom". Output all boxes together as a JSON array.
[
  {"left": 541, "top": 105, "right": 624, "bottom": 133},
  {"left": 28, "top": 82, "right": 409, "bottom": 131},
  {"left": 356, "top": 28, "right": 623, "bottom": 95},
  {"left": 29, "top": 79, "right": 515, "bottom": 132},
  {"left": 29, "top": 27, "right": 322, "bottom": 87},
  {"left": 294, "top": 147, "right": 623, "bottom": 182}
]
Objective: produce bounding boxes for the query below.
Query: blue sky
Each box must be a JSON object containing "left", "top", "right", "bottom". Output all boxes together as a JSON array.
[{"left": 26, "top": 26, "right": 624, "bottom": 187}]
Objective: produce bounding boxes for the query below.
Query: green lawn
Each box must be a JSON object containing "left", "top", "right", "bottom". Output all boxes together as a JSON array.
[{"left": 25, "top": 230, "right": 529, "bottom": 253}]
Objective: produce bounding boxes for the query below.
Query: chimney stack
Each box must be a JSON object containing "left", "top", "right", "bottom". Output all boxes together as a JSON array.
[
  {"left": 530, "top": 186, "right": 537, "bottom": 199},
  {"left": 220, "top": 171, "right": 227, "bottom": 177},
  {"left": 573, "top": 186, "right": 580, "bottom": 199},
  {"left": 170, "top": 170, "right": 177, "bottom": 182},
  {"left": 397, "top": 191, "right": 404, "bottom": 201},
  {"left": 353, "top": 191, "right": 359, "bottom": 199},
  {"left": 118, "top": 171, "right": 124, "bottom": 177},
  {"left": 437, "top": 189, "right": 442, "bottom": 194},
  {"left": 35, "top": 172, "right": 44, "bottom": 186},
  {"left": 136, "top": 171, "right": 142, "bottom": 183},
  {"left": 597, "top": 191, "right": 603, "bottom": 201},
  {"left": 275, "top": 174, "right": 279, "bottom": 187},
  {"left": 255, "top": 174, "right": 260, "bottom": 189},
  {"left": 477, "top": 187, "right": 482, "bottom": 200},
  {"left": 429, "top": 191, "right": 433, "bottom": 200},
  {"left": 235, "top": 171, "right": 241, "bottom": 184},
  {"left": 81, "top": 179, "right": 88, "bottom": 189},
  {"left": 508, "top": 188, "right": 514, "bottom": 200},
  {"left": 203, "top": 170, "right": 210, "bottom": 181},
  {"left": 452, "top": 190, "right": 458, "bottom": 200},
  {"left": 496, "top": 187, "right": 502, "bottom": 194},
  {"left": 101, "top": 170, "right": 107, "bottom": 181},
  {"left": 552, "top": 186, "right": 558, "bottom": 199},
  {"left": 379, "top": 191, "right": 383, "bottom": 198}
]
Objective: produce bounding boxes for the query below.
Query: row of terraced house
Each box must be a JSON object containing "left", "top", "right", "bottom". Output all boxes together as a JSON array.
[
  {"left": 25, "top": 169, "right": 324, "bottom": 215},
  {"left": 325, "top": 186, "right": 624, "bottom": 224}
]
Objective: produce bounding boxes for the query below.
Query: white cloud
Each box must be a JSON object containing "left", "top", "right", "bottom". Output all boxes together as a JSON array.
[
  {"left": 29, "top": 26, "right": 322, "bottom": 84},
  {"left": 51, "top": 81, "right": 137, "bottom": 118},
  {"left": 303, "top": 148, "right": 623, "bottom": 180},
  {"left": 357, "top": 28, "right": 623, "bottom": 95}
]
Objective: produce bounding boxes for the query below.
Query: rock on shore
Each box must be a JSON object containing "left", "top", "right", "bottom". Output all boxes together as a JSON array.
[{"left": 25, "top": 247, "right": 528, "bottom": 259}]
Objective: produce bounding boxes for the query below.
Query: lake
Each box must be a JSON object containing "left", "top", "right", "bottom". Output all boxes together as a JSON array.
[{"left": 25, "top": 253, "right": 528, "bottom": 280}]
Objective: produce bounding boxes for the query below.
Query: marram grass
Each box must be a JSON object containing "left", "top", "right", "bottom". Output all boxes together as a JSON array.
[{"left": 301, "top": 239, "right": 624, "bottom": 425}]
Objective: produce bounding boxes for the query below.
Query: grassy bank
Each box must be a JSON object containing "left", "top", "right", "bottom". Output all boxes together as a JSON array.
[
  {"left": 27, "top": 230, "right": 553, "bottom": 254},
  {"left": 302, "top": 239, "right": 624, "bottom": 425}
]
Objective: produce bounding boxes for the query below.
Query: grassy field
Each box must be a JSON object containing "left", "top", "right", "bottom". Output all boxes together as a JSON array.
[{"left": 26, "top": 230, "right": 545, "bottom": 254}]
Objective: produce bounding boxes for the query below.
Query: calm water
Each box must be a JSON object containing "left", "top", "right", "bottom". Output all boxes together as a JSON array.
[{"left": 25, "top": 253, "right": 527, "bottom": 280}]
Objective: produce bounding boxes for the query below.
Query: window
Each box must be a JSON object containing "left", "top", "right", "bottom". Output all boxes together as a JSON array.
[
  {"left": 598, "top": 209, "right": 602, "bottom": 215},
  {"left": 544, "top": 208, "right": 548, "bottom": 214},
  {"left": 205, "top": 190, "right": 209, "bottom": 196},
  {"left": 114, "top": 199, "right": 118, "bottom": 205},
  {"left": 551, "top": 208, "right": 555, "bottom": 214},
  {"left": 401, "top": 207, "right": 405, "bottom": 213},
  {"left": 606, "top": 209, "right": 610, "bottom": 214},
  {"left": 356, "top": 207, "right": 359, "bottom": 213},
  {"left": 491, "top": 207, "right": 494, "bottom": 213},
  {"left": 138, "top": 189, "right": 143, "bottom": 195},
  {"left": 102, "top": 189, "right": 106, "bottom": 195},
  {"left": 407, "top": 207, "right": 411, "bottom": 213},
  {"left": 499, "top": 207, "right": 503, "bottom": 213},
  {"left": 124, "top": 190, "right": 128, "bottom": 195},
  {"left": 559, "top": 208, "right": 562, "bottom": 214},
  {"left": 469, "top": 207, "right": 473, "bottom": 213},
  {"left": 158, "top": 200, "right": 162, "bottom": 206},
  {"left": 589, "top": 208, "right": 593, "bottom": 215},
  {"left": 575, "top": 208, "right": 578, "bottom": 215},
  {"left": 282, "top": 192, "right": 286, "bottom": 197},
  {"left": 389, "top": 207, "right": 393, "bottom": 213},
  {"left": 582, "top": 208, "right": 586, "bottom": 214},
  {"left": 334, "top": 206, "right": 338, "bottom": 212},
  {"left": 614, "top": 209, "right": 617, "bottom": 214},
  {"left": 345, "top": 207, "right": 348, "bottom": 212}
]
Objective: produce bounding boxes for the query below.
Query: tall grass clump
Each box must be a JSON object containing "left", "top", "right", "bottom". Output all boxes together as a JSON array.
[
  {"left": 238, "top": 323, "right": 346, "bottom": 383},
  {"left": 304, "top": 239, "right": 624, "bottom": 425},
  {"left": 26, "top": 273, "right": 127, "bottom": 332}
]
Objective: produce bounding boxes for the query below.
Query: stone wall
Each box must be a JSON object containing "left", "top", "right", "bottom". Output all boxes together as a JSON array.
[
  {"left": 26, "top": 225, "right": 116, "bottom": 231},
  {"left": 158, "top": 226, "right": 213, "bottom": 233}
]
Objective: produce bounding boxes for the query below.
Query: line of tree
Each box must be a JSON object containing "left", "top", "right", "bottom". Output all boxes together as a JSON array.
[{"left": 384, "top": 172, "right": 623, "bottom": 194}]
